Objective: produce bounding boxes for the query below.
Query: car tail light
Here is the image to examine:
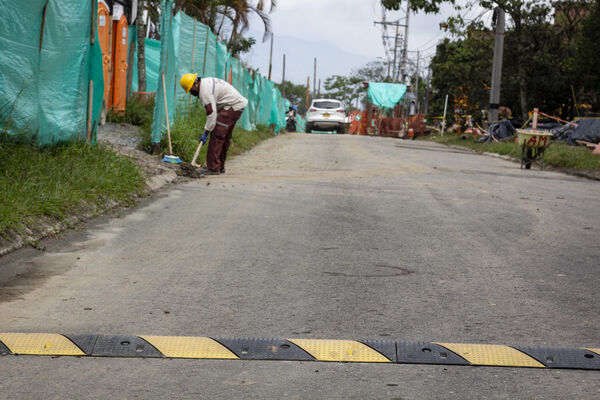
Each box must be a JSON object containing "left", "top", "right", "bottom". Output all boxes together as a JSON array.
[
  {"left": 309, "top": 108, "right": 317, "bottom": 112},
  {"left": 336, "top": 108, "right": 344, "bottom": 113}
]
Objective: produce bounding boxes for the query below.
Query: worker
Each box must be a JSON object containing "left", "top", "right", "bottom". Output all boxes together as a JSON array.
[{"left": 180, "top": 73, "right": 248, "bottom": 174}]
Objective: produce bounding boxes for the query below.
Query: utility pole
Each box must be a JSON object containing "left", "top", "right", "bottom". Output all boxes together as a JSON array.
[
  {"left": 313, "top": 58, "right": 317, "bottom": 98},
  {"left": 374, "top": 20, "right": 405, "bottom": 83},
  {"left": 306, "top": 76, "right": 310, "bottom": 110},
  {"left": 424, "top": 64, "right": 432, "bottom": 115},
  {"left": 282, "top": 54, "right": 286, "bottom": 97},
  {"left": 414, "top": 50, "right": 420, "bottom": 113},
  {"left": 318, "top": 79, "right": 321, "bottom": 98},
  {"left": 401, "top": 0, "right": 410, "bottom": 83},
  {"left": 268, "top": 32, "right": 274, "bottom": 81},
  {"left": 488, "top": 7, "right": 505, "bottom": 123},
  {"left": 282, "top": 54, "right": 286, "bottom": 84},
  {"left": 392, "top": 20, "right": 399, "bottom": 82}
]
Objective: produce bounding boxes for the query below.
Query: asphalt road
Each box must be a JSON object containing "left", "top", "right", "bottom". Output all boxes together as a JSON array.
[{"left": 1, "top": 133, "right": 599, "bottom": 399}]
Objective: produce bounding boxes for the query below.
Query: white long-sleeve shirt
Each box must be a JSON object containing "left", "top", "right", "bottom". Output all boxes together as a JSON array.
[{"left": 199, "top": 77, "right": 248, "bottom": 132}]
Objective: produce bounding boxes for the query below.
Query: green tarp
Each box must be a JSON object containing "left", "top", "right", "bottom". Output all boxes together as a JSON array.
[
  {"left": 0, "top": 0, "right": 104, "bottom": 145},
  {"left": 367, "top": 82, "right": 407, "bottom": 110},
  {"left": 131, "top": 38, "right": 161, "bottom": 95}
]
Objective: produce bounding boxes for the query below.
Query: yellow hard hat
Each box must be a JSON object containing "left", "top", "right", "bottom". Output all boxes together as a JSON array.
[{"left": 180, "top": 73, "right": 198, "bottom": 93}]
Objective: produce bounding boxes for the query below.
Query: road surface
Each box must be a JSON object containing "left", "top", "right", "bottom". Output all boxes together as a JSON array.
[{"left": 1, "top": 133, "right": 599, "bottom": 399}]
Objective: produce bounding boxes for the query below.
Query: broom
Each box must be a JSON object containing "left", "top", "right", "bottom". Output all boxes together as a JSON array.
[{"left": 161, "top": 72, "right": 182, "bottom": 164}]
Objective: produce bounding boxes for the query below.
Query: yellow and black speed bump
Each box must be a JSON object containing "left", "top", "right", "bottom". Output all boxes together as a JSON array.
[{"left": 1, "top": 333, "right": 599, "bottom": 370}]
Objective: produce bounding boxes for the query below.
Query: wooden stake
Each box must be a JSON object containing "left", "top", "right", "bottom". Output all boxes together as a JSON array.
[
  {"left": 86, "top": 80, "right": 93, "bottom": 142},
  {"left": 162, "top": 72, "right": 173, "bottom": 155},
  {"left": 202, "top": 28, "right": 209, "bottom": 75},
  {"left": 189, "top": 20, "right": 197, "bottom": 114},
  {"left": 39, "top": 2, "right": 48, "bottom": 51},
  {"left": 90, "top": 0, "right": 96, "bottom": 44},
  {"left": 268, "top": 33, "right": 273, "bottom": 81}
]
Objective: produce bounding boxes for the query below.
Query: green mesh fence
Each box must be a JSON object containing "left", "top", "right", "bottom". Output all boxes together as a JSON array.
[
  {"left": 0, "top": 0, "right": 104, "bottom": 145},
  {"left": 0, "top": 1, "right": 293, "bottom": 147}
]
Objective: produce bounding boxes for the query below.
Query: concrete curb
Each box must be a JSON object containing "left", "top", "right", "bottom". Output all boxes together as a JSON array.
[{"left": 0, "top": 166, "right": 178, "bottom": 258}]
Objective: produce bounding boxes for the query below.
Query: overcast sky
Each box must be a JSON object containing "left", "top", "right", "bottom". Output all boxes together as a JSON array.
[{"left": 242, "top": 0, "right": 491, "bottom": 84}]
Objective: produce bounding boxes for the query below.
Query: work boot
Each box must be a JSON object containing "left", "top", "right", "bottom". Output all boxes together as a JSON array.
[
  {"left": 201, "top": 167, "right": 220, "bottom": 175},
  {"left": 220, "top": 167, "right": 225, "bottom": 174}
]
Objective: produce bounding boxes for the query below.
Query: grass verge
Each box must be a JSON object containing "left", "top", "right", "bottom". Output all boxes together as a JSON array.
[
  {"left": 420, "top": 133, "right": 600, "bottom": 170},
  {"left": 0, "top": 141, "right": 147, "bottom": 239}
]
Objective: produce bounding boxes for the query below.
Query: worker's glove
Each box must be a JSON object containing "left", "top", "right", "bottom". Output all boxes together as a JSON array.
[{"left": 199, "top": 131, "right": 209, "bottom": 143}]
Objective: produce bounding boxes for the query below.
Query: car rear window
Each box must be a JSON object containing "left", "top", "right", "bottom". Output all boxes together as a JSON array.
[{"left": 313, "top": 101, "right": 341, "bottom": 109}]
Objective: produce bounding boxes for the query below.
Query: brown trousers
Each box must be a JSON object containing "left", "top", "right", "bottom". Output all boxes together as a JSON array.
[{"left": 206, "top": 108, "right": 243, "bottom": 172}]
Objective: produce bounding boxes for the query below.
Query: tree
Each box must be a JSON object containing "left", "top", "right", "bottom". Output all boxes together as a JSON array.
[
  {"left": 388, "top": 0, "right": 595, "bottom": 119},
  {"left": 277, "top": 81, "right": 309, "bottom": 114},
  {"left": 136, "top": 1, "right": 148, "bottom": 93},
  {"left": 382, "top": 0, "right": 455, "bottom": 13},
  {"left": 323, "top": 76, "right": 363, "bottom": 111},
  {"left": 574, "top": 0, "right": 600, "bottom": 110},
  {"left": 429, "top": 34, "right": 493, "bottom": 121}
]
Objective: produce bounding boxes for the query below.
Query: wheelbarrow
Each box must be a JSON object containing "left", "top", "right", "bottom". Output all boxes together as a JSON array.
[{"left": 517, "top": 129, "right": 553, "bottom": 170}]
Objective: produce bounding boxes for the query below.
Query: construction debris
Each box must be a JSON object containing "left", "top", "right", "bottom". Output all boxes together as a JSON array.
[
  {"left": 177, "top": 163, "right": 205, "bottom": 179},
  {"left": 476, "top": 120, "right": 516, "bottom": 143}
]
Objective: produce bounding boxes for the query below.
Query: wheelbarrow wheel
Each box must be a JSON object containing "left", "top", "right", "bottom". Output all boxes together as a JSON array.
[{"left": 524, "top": 148, "right": 533, "bottom": 169}]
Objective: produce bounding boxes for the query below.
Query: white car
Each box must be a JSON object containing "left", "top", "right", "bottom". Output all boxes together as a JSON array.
[{"left": 305, "top": 99, "right": 346, "bottom": 133}]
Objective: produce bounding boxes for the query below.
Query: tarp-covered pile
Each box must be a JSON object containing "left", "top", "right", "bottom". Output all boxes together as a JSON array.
[
  {"left": 552, "top": 119, "right": 600, "bottom": 145},
  {"left": 476, "top": 120, "right": 516, "bottom": 143},
  {"left": 367, "top": 82, "right": 407, "bottom": 110}
]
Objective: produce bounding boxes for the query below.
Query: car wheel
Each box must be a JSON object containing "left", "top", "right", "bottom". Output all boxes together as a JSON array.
[{"left": 338, "top": 124, "right": 346, "bottom": 134}]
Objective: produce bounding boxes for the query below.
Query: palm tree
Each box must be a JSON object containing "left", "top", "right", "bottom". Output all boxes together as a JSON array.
[
  {"left": 226, "top": 0, "right": 277, "bottom": 48},
  {"left": 174, "top": 0, "right": 277, "bottom": 53}
]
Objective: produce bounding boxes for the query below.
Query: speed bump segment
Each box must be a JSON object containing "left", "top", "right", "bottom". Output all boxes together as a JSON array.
[
  {"left": 1, "top": 333, "right": 599, "bottom": 370},
  {"left": 140, "top": 336, "right": 238, "bottom": 359},
  {"left": 0, "top": 333, "right": 84, "bottom": 356},
  {"left": 435, "top": 343, "right": 545, "bottom": 368},
  {"left": 287, "top": 339, "right": 391, "bottom": 363}
]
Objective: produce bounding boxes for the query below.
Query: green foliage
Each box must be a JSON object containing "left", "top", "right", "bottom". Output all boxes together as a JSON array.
[
  {"left": 228, "top": 36, "right": 256, "bottom": 57},
  {"left": 107, "top": 94, "right": 155, "bottom": 135},
  {"left": 575, "top": 0, "right": 600, "bottom": 109},
  {"left": 277, "top": 81, "right": 309, "bottom": 114},
  {"left": 428, "top": 0, "right": 598, "bottom": 121},
  {"left": 0, "top": 141, "right": 146, "bottom": 238},
  {"left": 323, "top": 75, "right": 363, "bottom": 111},
  {"left": 429, "top": 35, "right": 493, "bottom": 121},
  {"left": 381, "top": 0, "right": 455, "bottom": 13}
]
